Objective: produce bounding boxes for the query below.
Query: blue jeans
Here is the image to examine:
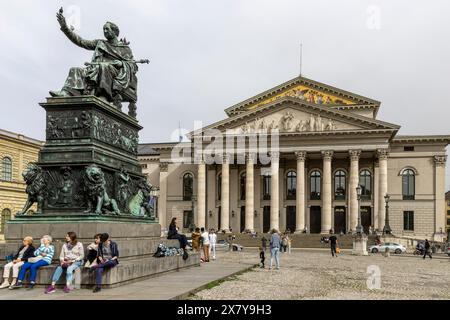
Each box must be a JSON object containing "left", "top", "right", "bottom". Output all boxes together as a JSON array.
[
  {"left": 270, "top": 247, "right": 280, "bottom": 269},
  {"left": 91, "top": 260, "right": 117, "bottom": 287},
  {"left": 18, "top": 260, "right": 49, "bottom": 283},
  {"left": 51, "top": 261, "right": 83, "bottom": 285}
]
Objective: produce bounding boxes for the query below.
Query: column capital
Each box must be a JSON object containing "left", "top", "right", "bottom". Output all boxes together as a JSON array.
[
  {"left": 349, "top": 149, "right": 361, "bottom": 161},
  {"left": 295, "top": 151, "right": 307, "bottom": 161},
  {"left": 376, "top": 149, "right": 389, "bottom": 160},
  {"left": 217, "top": 153, "right": 231, "bottom": 164},
  {"left": 245, "top": 153, "right": 257, "bottom": 163},
  {"left": 159, "top": 162, "right": 169, "bottom": 172},
  {"left": 269, "top": 151, "right": 280, "bottom": 160},
  {"left": 434, "top": 155, "right": 447, "bottom": 167},
  {"left": 321, "top": 150, "right": 334, "bottom": 161}
]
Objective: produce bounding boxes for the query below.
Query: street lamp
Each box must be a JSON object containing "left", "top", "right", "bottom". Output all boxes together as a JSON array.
[
  {"left": 383, "top": 194, "right": 392, "bottom": 235},
  {"left": 355, "top": 185, "right": 363, "bottom": 235}
]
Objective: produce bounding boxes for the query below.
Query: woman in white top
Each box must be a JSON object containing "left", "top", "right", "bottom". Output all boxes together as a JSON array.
[{"left": 45, "top": 232, "right": 84, "bottom": 294}]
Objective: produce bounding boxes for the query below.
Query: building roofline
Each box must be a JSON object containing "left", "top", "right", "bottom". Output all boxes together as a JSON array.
[{"left": 0, "top": 129, "right": 44, "bottom": 147}]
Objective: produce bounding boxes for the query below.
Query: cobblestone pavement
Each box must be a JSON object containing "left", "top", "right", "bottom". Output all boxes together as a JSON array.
[{"left": 192, "top": 249, "right": 450, "bottom": 300}]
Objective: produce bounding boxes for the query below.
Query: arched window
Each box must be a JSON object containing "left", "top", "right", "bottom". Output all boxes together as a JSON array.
[
  {"left": 217, "top": 173, "right": 222, "bottom": 200},
  {"left": 286, "top": 171, "right": 296, "bottom": 200},
  {"left": 182, "top": 173, "right": 193, "bottom": 201},
  {"left": 1, "top": 157, "right": 12, "bottom": 182},
  {"left": 262, "top": 171, "right": 271, "bottom": 200},
  {"left": 310, "top": 170, "right": 321, "bottom": 200},
  {"left": 334, "top": 170, "right": 346, "bottom": 200},
  {"left": 1, "top": 208, "right": 11, "bottom": 234},
  {"left": 359, "top": 170, "right": 372, "bottom": 200},
  {"left": 240, "top": 172, "right": 246, "bottom": 200},
  {"left": 402, "top": 169, "right": 415, "bottom": 200}
]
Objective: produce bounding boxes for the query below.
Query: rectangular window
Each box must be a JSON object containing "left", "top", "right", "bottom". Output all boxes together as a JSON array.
[
  {"left": 403, "top": 146, "right": 415, "bottom": 152},
  {"left": 447, "top": 218, "right": 450, "bottom": 226},
  {"left": 141, "top": 164, "right": 148, "bottom": 169},
  {"left": 447, "top": 210, "right": 450, "bottom": 215},
  {"left": 183, "top": 210, "right": 194, "bottom": 229},
  {"left": 403, "top": 211, "right": 414, "bottom": 231}
]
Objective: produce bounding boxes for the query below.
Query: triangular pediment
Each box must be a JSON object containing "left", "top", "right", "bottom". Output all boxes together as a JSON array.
[
  {"left": 197, "top": 97, "right": 399, "bottom": 136},
  {"left": 225, "top": 75, "right": 380, "bottom": 117}
]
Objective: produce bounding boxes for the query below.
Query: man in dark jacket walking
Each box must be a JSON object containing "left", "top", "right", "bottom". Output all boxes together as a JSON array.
[{"left": 423, "top": 239, "right": 432, "bottom": 259}]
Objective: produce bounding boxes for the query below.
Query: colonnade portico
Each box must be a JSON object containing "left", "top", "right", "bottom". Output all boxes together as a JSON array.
[{"left": 192, "top": 149, "right": 390, "bottom": 234}]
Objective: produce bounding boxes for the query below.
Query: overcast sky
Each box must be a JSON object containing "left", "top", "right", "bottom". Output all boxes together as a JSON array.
[{"left": 1, "top": 0, "right": 450, "bottom": 187}]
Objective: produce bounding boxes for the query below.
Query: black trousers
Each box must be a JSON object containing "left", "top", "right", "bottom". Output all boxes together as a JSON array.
[
  {"left": 168, "top": 234, "right": 188, "bottom": 249},
  {"left": 423, "top": 249, "right": 432, "bottom": 259},
  {"left": 331, "top": 244, "right": 337, "bottom": 257}
]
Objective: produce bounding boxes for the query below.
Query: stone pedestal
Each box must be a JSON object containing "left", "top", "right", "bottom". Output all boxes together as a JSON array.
[
  {"left": 2, "top": 96, "right": 200, "bottom": 288},
  {"left": 352, "top": 234, "right": 368, "bottom": 256}
]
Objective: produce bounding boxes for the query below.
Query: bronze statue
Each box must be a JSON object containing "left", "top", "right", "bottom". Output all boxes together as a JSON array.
[
  {"left": 51, "top": 7, "right": 148, "bottom": 116},
  {"left": 17, "top": 163, "right": 48, "bottom": 215}
]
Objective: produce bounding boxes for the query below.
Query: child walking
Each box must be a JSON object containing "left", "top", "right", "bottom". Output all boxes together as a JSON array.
[{"left": 259, "top": 247, "right": 265, "bottom": 268}]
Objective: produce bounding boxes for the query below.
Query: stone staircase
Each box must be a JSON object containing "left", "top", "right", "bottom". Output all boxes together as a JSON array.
[{"left": 218, "top": 233, "right": 377, "bottom": 249}]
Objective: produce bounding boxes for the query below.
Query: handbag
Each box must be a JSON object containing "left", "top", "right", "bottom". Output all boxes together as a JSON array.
[{"left": 28, "top": 256, "right": 43, "bottom": 263}]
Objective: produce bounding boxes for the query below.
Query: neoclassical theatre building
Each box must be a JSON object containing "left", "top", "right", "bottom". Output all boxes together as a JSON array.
[{"left": 139, "top": 75, "right": 449, "bottom": 240}]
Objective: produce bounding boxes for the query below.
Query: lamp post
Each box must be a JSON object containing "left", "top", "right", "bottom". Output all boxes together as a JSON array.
[
  {"left": 355, "top": 185, "right": 363, "bottom": 235},
  {"left": 383, "top": 194, "right": 392, "bottom": 235}
]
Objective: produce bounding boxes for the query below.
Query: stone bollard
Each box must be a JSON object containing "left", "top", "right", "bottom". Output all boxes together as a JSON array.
[{"left": 384, "top": 247, "right": 390, "bottom": 257}]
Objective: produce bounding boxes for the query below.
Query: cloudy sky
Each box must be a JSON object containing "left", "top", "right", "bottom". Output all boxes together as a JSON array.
[{"left": 1, "top": 0, "right": 450, "bottom": 187}]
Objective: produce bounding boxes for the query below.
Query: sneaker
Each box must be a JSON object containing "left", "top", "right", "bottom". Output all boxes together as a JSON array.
[
  {"left": 93, "top": 286, "right": 101, "bottom": 293},
  {"left": 63, "top": 285, "right": 71, "bottom": 293},
  {"left": 9, "top": 282, "right": 22, "bottom": 290},
  {"left": 0, "top": 281, "right": 10, "bottom": 289},
  {"left": 45, "top": 285, "right": 56, "bottom": 294},
  {"left": 26, "top": 283, "right": 35, "bottom": 290}
]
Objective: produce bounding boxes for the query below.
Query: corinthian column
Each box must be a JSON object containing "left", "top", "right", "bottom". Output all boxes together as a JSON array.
[
  {"left": 220, "top": 153, "right": 230, "bottom": 232},
  {"left": 245, "top": 153, "right": 255, "bottom": 232},
  {"left": 322, "top": 150, "right": 333, "bottom": 234},
  {"left": 377, "top": 149, "right": 388, "bottom": 230},
  {"left": 349, "top": 150, "right": 361, "bottom": 232},
  {"left": 270, "top": 152, "right": 280, "bottom": 231},
  {"left": 295, "top": 151, "right": 306, "bottom": 233},
  {"left": 197, "top": 159, "right": 206, "bottom": 229}
]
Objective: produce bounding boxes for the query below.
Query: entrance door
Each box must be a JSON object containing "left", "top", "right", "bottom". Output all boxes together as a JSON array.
[
  {"left": 263, "top": 206, "right": 270, "bottom": 233},
  {"left": 361, "top": 206, "right": 372, "bottom": 234},
  {"left": 334, "top": 206, "right": 346, "bottom": 234},
  {"left": 310, "top": 206, "right": 321, "bottom": 233},
  {"left": 240, "top": 206, "right": 245, "bottom": 232},
  {"left": 286, "top": 206, "right": 296, "bottom": 233}
]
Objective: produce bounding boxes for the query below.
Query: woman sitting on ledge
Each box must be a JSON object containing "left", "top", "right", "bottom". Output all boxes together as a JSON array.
[
  {"left": 11, "top": 235, "right": 55, "bottom": 290},
  {"left": 0, "top": 236, "right": 35, "bottom": 289},
  {"left": 45, "top": 231, "right": 84, "bottom": 294},
  {"left": 167, "top": 217, "right": 188, "bottom": 251}
]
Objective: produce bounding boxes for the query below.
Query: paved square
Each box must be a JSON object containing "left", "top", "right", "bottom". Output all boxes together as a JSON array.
[{"left": 192, "top": 249, "right": 450, "bottom": 300}]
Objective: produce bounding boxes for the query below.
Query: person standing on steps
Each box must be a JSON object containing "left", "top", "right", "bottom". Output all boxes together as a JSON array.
[{"left": 423, "top": 239, "right": 432, "bottom": 259}]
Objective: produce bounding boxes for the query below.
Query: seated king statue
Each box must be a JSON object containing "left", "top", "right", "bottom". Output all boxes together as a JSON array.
[{"left": 50, "top": 8, "right": 142, "bottom": 113}]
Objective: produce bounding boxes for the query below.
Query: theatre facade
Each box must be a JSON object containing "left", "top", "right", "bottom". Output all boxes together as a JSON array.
[{"left": 139, "top": 76, "right": 449, "bottom": 240}]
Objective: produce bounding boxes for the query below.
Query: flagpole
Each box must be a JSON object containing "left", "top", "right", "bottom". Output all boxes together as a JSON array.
[{"left": 299, "top": 43, "right": 303, "bottom": 77}]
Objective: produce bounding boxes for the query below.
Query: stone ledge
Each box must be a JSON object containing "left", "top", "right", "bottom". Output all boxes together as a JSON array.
[{"left": 0, "top": 253, "right": 200, "bottom": 288}]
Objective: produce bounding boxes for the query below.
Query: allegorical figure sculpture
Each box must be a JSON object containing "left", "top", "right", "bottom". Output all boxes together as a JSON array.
[
  {"left": 50, "top": 7, "right": 148, "bottom": 116},
  {"left": 17, "top": 163, "right": 48, "bottom": 215},
  {"left": 128, "top": 180, "right": 157, "bottom": 219},
  {"left": 83, "top": 164, "right": 120, "bottom": 215}
]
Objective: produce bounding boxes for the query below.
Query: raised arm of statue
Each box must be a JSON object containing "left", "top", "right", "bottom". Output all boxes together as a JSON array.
[{"left": 56, "top": 7, "right": 97, "bottom": 50}]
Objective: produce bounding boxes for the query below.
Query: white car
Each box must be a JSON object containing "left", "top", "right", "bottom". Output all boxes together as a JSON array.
[{"left": 369, "top": 242, "right": 406, "bottom": 254}]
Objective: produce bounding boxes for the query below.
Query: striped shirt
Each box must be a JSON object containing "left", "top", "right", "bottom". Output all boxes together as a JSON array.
[{"left": 34, "top": 244, "right": 55, "bottom": 264}]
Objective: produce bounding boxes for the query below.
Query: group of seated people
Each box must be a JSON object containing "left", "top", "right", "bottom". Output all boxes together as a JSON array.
[{"left": 1, "top": 232, "right": 118, "bottom": 293}]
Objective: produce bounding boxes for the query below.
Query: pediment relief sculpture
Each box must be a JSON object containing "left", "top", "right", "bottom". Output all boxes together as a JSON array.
[{"left": 239, "top": 111, "right": 338, "bottom": 134}]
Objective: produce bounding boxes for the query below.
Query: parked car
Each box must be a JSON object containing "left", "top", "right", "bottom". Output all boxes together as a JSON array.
[
  {"left": 369, "top": 242, "right": 406, "bottom": 254},
  {"left": 186, "top": 239, "right": 244, "bottom": 251}
]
